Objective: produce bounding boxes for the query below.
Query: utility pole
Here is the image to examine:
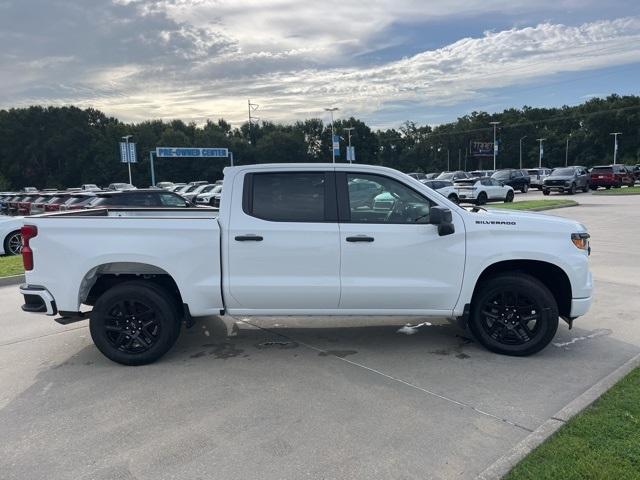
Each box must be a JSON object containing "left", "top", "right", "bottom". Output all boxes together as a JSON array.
[
  {"left": 458, "top": 149, "right": 461, "bottom": 170},
  {"left": 447, "top": 149, "right": 450, "bottom": 171},
  {"left": 536, "top": 138, "right": 545, "bottom": 168},
  {"left": 490, "top": 121, "right": 500, "bottom": 170},
  {"left": 122, "top": 135, "right": 133, "bottom": 185},
  {"left": 344, "top": 127, "right": 355, "bottom": 163},
  {"left": 610, "top": 132, "right": 622, "bottom": 164},
  {"left": 248, "top": 99, "right": 259, "bottom": 145},
  {"left": 519, "top": 136, "right": 527, "bottom": 169},
  {"left": 325, "top": 107, "right": 339, "bottom": 163},
  {"left": 565, "top": 133, "right": 572, "bottom": 166}
]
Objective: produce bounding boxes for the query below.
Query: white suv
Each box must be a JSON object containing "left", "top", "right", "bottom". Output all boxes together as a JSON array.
[{"left": 454, "top": 177, "right": 514, "bottom": 205}]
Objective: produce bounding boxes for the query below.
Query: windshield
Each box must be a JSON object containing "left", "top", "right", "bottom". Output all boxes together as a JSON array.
[
  {"left": 552, "top": 168, "right": 575, "bottom": 176},
  {"left": 437, "top": 172, "right": 455, "bottom": 180},
  {"left": 492, "top": 171, "right": 510, "bottom": 180}
]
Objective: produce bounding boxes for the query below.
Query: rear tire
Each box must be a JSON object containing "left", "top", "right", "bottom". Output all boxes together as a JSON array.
[
  {"left": 504, "top": 191, "right": 514, "bottom": 203},
  {"left": 568, "top": 183, "right": 576, "bottom": 195},
  {"left": 3, "top": 230, "right": 22, "bottom": 256},
  {"left": 448, "top": 194, "right": 459, "bottom": 204},
  {"left": 476, "top": 192, "right": 487, "bottom": 205},
  {"left": 521, "top": 184, "right": 529, "bottom": 193},
  {"left": 542, "top": 189, "right": 550, "bottom": 196},
  {"left": 582, "top": 184, "right": 589, "bottom": 193},
  {"left": 90, "top": 281, "right": 181, "bottom": 365},
  {"left": 468, "top": 273, "right": 559, "bottom": 356}
]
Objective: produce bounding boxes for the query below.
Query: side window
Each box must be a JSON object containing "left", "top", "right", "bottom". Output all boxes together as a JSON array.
[
  {"left": 125, "top": 194, "right": 159, "bottom": 207},
  {"left": 247, "top": 172, "right": 326, "bottom": 222},
  {"left": 480, "top": 178, "right": 491, "bottom": 186},
  {"left": 513, "top": 170, "right": 523, "bottom": 178},
  {"left": 160, "top": 193, "right": 187, "bottom": 207},
  {"left": 346, "top": 173, "right": 434, "bottom": 224}
]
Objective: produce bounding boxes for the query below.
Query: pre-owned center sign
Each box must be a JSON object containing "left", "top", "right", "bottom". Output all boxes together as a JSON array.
[{"left": 155, "top": 147, "right": 229, "bottom": 158}]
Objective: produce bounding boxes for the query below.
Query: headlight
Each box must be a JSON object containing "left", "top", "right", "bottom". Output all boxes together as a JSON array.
[{"left": 571, "top": 232, "right": 590, "bottom": 252}]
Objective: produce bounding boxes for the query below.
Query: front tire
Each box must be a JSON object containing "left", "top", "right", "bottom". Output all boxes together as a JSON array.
[
  {"left": 521, "top": 184, "right": 529, "bottom": 193},
  {"left": 90, "top": 281, "right": 181, "bottom": 365},
  {"left": 582, "top": 184, "right": 589, "bottom": 193},
  {"left": 3, "top": 230, "right": 22, "bottom": 256},
  {"left": 468, "top": 273, "right": 559, "bottom": 356},
  {"left": 542, "top": 189, "right": 550, "bottom": 196},
  {"left": 504, "top": 191, "right": 514, "bottom": 203},
  {"left": 568, "top": 183, "right": 576, "bottom": 195},
  {"left": 448, "top": 194, "right": 459, "bottom": 204}
]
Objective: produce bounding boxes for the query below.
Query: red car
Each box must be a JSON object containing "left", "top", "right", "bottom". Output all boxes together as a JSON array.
[
  {"left": 589, "top": 165, "right": 635, "bottom": 189},
  {"left": 44, "top": 194, "right": 73, "bottom": 212},
  {"left": 17, "top": 195, "right": 37, "bottom": 215},
  {"left": 59, "top": 193, "right": 98, "bottom": 210}
]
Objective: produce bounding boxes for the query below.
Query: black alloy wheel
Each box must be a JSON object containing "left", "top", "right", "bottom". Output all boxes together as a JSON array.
[
  {"left": 90, "top": 281, "right": 181, "bottom": 365},
  {"left": 469, "top": 274, "right": 558, "bottom": 356}
]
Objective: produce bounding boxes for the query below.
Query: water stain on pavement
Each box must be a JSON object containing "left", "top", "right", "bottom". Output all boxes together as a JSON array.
[
  {"left": 318, "top": 350, "right": 358, "bottom": 358},
  {"left": 553, "top": 328, "right": 612, "bottom": 348}
]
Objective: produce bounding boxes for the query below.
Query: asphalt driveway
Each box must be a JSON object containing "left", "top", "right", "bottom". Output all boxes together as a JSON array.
[{"left": 1, "top": 191, "right": 639, "bottom": 480}]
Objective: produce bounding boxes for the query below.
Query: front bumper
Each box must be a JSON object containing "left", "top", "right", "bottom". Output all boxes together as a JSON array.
[
  {"left": 19, "top": 284, "right": 57, "bottom": 316},
  {"left": 570, "top": 297, "right": 592, "bottom": 318},
  {"left": 543, "top": 185, "right": 569, "bottom": 191}
]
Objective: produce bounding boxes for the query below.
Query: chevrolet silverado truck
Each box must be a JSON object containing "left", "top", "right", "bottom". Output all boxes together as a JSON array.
[{"left": 19, "top": 164, "right": 593, "bottom": 365}]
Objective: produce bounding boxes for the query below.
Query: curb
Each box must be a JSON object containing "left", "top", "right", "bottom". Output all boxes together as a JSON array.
[
  {"left": 0, "top": 274, "right": 25, "bottom": 287},
  {"left": 477, "top": 352, "right": 640, "bottom": 480}
]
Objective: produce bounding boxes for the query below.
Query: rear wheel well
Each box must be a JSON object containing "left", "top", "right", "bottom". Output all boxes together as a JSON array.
[
  {"left": 84, "top": 272, "right": 185, "bottom": 322},
  {"left": 471, "top": 260, "right": 572, "bottom": 318}
]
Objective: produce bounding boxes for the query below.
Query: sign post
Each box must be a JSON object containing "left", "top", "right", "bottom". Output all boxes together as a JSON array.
[{"left": 119, "top": 137, "right": 137, "bottom": 184}]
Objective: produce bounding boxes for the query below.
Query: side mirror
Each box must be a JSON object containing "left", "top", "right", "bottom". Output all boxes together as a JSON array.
[
  {"left": 429, "top": 206, "right": 452, "bottom": 225},
  {"left": 429, "top": 206, "right": 455, "bottom": 236}
]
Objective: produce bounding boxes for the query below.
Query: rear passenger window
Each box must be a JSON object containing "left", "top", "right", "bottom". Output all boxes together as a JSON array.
[
  {"left": 160, "top": 193, "right": 187, "bottom": 207},
  {"left": 248, "top": 172, "right": 326, "bottom": 222}
]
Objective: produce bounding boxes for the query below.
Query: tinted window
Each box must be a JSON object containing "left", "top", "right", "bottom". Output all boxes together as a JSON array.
[
  {"left": 160, "top": 193, "right": 188, "bottom": 207},
  {"left": 250, "top": 172, "right": 326, "bottom": 222},
  {"left": 347, "top": 173, "right": 433, "bottom": 224}
]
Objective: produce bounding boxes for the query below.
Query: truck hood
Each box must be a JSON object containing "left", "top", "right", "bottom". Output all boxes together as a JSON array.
[{"left": 468, "top": 207, "right": 586, "bottom": 233}]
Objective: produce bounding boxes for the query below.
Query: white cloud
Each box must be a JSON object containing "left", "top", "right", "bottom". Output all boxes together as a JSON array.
[{"left": 1, "top": 0, "right": 640, "bottom": 127}]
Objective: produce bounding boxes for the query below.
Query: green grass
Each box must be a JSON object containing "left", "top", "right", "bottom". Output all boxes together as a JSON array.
[
  {"left": 506, "top": 368, "right": 640, "bottom": 480},
  {"left": 0, "top": 255, "right": 24, "bottom": 278},
  {"left": 488, "top": 199, "right": 578, "bottom": 211},
  {"left": 592, "top": 186, "right": 640, "bottom": 195}
]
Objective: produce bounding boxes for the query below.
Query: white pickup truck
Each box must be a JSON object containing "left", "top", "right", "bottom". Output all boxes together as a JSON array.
[{"left": 19, "top": 163, "right": 592, "bottom": 365}]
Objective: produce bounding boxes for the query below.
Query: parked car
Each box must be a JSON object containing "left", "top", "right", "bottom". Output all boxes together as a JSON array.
[
  {"left": 107, "top": 183, "right": 136, "bottom": 191},
  {"left": 424, "top": 173, "right": 441, "bottom": 180},
  {"left": 1, "top": 216, "right": 24, "bottom": 256},
  {"left": 44, "top": 194, "right": 74, "bottom": 212},
  {"left": 182, "top": 184, "right": 217, "bottom": 202},
  {"left": 0, "top": 193, "right": 17, "bottom": 215},
  {"left": 176, "top": 181, "right": 209, "bottom": 196},
  {"left": 81, "top": 184, "right": 101, "bottom": 191},
  {"left": 5, "top": 194, "right": 25, "bottom": 215},
  {"left": 348, "top": 178, "right": 383, "bottom": 209},
  {"left": 85, "top": 189, "right": 195, "bottom": 209},
  {"left": 20, "top": 163, "right": 592, "bottom": 365},
  {"left": 29, "top": 194, "right": 58, "bottom": 215},
  {"left": 195, "top": 184, "right": 224, "bottom": 207},
  {"left": 420, "top": 180, "right": 458, "bottom": 203},
  {"left": 527, "top": 168, "right": 553, "bottom": 190},
  {"left": 543, "top": 166, "right": 590, "bottom": 195},
  {"left": 168, "top": 183, "right": 187, "bottom": 192},
  {"left": 628, "top": 165, "right": 640, "bottom": 182},
  {"left": 468, "top": 170, "right": 495, "bottom": 178},
  {"left": 407, "top": 172, "right": 427, "bottom": 181},
  {"left": 156, "top": 182, "right": 175, "bottom": 190},
  {"left": 492, "top": 169, "right": 531, "bottom": 193},
  {"left": 437, "top": 171, "right": 470, "bottom": 181},
  {"left": 589, "top": 165, "right": 635, "bottom": 189},
  {"left": 59, "top": 193, "right": 99, "bottom": 211},
  {"left": 453, "top": 177, "right": 515, "bottom": 204},
  {"left": 17, "top": 195, "right": 38, "bottom": 216}
]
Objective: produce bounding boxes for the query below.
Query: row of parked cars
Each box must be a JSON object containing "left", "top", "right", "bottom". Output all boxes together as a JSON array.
[{"left": 408, "top": 164, "right": 639, "bottom": 203}]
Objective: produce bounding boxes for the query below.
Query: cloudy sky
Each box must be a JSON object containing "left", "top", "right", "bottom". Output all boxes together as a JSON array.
[{"left": 1, "top": 0, "right": 640, "bottom": 128}]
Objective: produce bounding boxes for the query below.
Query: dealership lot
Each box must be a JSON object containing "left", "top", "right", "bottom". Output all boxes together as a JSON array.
[{"left": 0, "top": 191, "right": 639, "bottom": 479}]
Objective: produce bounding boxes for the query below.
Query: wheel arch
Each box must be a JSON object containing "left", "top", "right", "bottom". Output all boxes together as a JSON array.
[
  {"left": 470, "top": 260, "right": 572, "bottom": 318},
  {"left": 79, "top": 262, "right": 186, "bottom": 320}
]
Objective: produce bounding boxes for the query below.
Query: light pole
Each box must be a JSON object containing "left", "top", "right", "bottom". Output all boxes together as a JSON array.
[
  {"left": 122, "top": 135, "right": 133, "bottom": 185},
  {"left": 536, "top": 138, "right": 545, "bottom": 168},
  {"left": 490, "top": 121, "right": 500, "bottom": 170},
  {"left": 447, "top": 149, "right": 450, "bottom": 171},
  {"left": 325, "top": 107, "right": 339, "bottom": 163},
  {"left": 610, "top": 132, "right": 622, "bottom": 164},
  {"left": 519, "top": 136, "right": 527, "bottom": 169},
  {"left": 344, "top": 127, "right": 355, "bottom": 163},
  {"left": 565, "top": 133, "right": 572, "bottom": 167}
]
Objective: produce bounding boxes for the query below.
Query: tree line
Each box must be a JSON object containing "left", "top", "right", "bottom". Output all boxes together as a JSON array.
[{"left": 0, "top": 94, "right": 639, "bottom": 190}]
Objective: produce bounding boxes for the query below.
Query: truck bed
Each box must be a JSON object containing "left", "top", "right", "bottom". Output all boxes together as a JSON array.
[{"left": 23, "top": 208, "right": 224, "bottom": 317}]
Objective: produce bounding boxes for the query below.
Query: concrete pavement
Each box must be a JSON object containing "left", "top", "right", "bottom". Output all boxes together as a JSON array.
[{"left": 1, "top": 190, "right": 639, "bottom": 479}]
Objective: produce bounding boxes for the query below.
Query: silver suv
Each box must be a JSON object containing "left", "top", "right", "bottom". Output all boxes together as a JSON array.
[{"left": 527, "top": 168, "right": 553, "bottom": 190}]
